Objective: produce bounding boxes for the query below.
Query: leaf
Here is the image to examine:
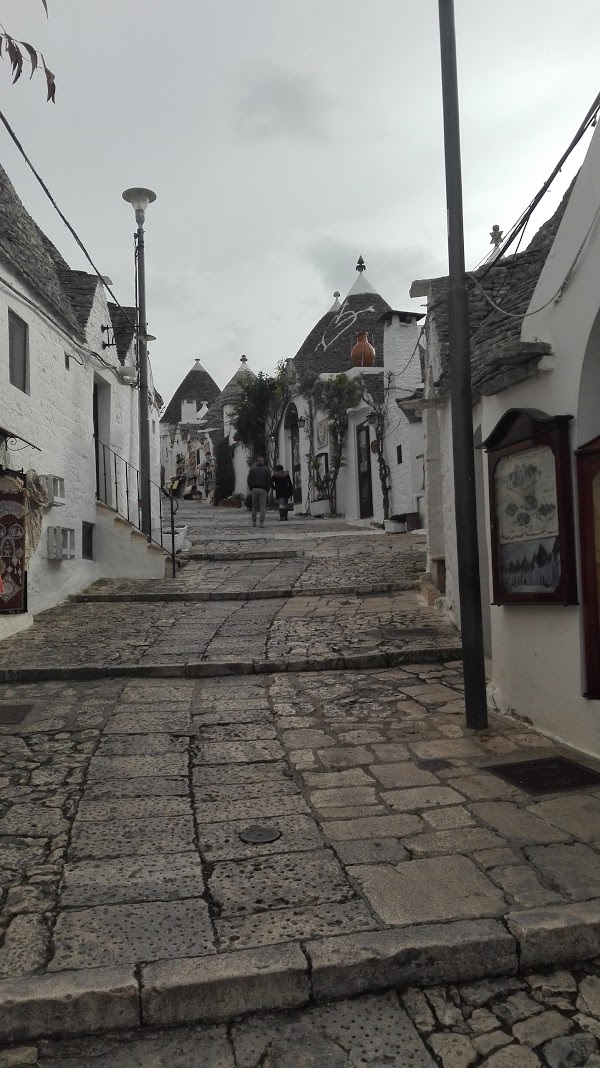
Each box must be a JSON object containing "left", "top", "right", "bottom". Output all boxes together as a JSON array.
[
  {"left": 22, "top": 42, "right": 38, "bottom": 77},
  {"left": 6, "top": 38, "right": 23, "bottom": 83},
  {"left": 43, "top": 62, "right": 55, "bottom": 102}
]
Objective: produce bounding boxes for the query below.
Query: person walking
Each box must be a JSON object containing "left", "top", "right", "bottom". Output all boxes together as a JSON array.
[
  {"left": 247, "top": 456, "right": 271, "bottom": 528},
  {"left": 271, "top": 464, "right": 294, "bottom": 521}
]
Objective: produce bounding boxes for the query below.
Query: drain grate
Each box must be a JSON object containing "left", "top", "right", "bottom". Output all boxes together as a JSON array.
[
  {"left": 0, "top": 704, "right": 34, "bottom": 725},
  {"left": 486, "top": 755, "right": 600, "bottom": 795}
]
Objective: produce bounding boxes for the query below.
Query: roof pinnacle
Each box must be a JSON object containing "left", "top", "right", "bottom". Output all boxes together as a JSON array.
[{"left": 356, "top": 255, "right": 366, "bottom": 273}]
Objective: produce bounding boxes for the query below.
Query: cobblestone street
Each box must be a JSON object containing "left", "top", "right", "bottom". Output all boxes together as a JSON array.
[{"left": 0, "top": 505, "right": 599, "bottom": 1064}]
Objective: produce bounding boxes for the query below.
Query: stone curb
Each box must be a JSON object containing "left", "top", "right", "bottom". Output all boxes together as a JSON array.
[
  {"left": 0, "top": 646, "right": 463, "bottom": 683},
  {"left": 3, "top": 908, "right": 600, "bottom": 1041},
  {"left": 182, "top": 550, "right": 301, "bottom": 561},
  {"left": 68, "top": 581, "right": 418, "bottom": 604}
]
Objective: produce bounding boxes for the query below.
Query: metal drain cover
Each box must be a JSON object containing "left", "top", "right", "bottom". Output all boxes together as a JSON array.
[
  {"left": 238, "top": 825, "right": 281, "bottom": 844},
  {"left": 0, "top": 704, "right": 33, "bottom": 725},
  {"left": 486, "top": 756, "right": 600, "bottom": 795}
]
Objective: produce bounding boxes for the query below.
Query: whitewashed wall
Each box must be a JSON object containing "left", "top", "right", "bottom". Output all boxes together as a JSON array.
[
  {"left": 0, "top": 266, "right": 162, "bottom": 630},
  {"left": 423, "top": 122, "right": 600, "bottom": 757}
]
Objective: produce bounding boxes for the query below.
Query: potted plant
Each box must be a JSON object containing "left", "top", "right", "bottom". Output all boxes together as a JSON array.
[{"left": 384, "top": 513, "right": 407, "bottom": 533}]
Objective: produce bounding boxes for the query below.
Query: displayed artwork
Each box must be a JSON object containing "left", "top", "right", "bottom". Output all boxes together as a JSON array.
[
  {"left": 0, "top": 486, "right": 27, "bottom": 613},
  {"left": 316, "top": 419, "right": 329, "bottom": 449},
  {"left": 483, "top": 409, "right": 577, "bottom": 606},
  {"left": 494, "top": 445, "right": 560, "bottom": 593}
]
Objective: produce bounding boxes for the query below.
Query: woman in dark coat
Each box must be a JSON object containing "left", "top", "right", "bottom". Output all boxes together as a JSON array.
[{"left": 271, "top": 465, "right": 294, "bottom": 521}]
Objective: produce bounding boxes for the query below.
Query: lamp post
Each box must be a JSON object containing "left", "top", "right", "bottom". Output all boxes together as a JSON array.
[
  {"left": 122, "top": 186, "right": 156, "bottom": 538},
  {"left": 437, "top": 1, "right": 488, "bottom": 729}
]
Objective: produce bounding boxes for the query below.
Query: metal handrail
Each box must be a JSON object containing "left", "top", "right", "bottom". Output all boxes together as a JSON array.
[{"left": 94, "top": 437, "right": 178, "bottom": 578}]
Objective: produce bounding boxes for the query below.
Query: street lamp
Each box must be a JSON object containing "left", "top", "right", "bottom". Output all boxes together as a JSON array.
[{"left": 122, "top": 186, "right": 156, "bottom": 537}]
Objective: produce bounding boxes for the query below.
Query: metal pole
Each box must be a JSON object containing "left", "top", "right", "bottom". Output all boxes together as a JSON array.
[
  {"left": 438, "top": 0, "right": 488, "bottom": 730},
  {"left": 136, "top": 221, "right": 152, "bottom": 537}
]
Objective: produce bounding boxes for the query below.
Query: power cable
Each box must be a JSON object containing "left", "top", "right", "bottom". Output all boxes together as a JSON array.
[
  {"left": 476, "top": 90, "right": 600, "bottom": 284},
  {"left": 467, "top": 199, "right": 600, "bottom": 319},
  {"left": 0, "top": 107, "right": 136, "bottom": 330}
]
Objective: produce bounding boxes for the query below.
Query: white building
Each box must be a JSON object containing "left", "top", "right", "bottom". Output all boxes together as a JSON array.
[
  {"left": 417, "top": 123, "right": 600, "bottom": 758},
  {"left": 277, "top": 260, "right": 424, "bottom": 524},
  {"left": 197, "top": 356, "right": 256, "bottom": 499},
  {"left": 0, "top": 163, "right": 163, "bottom": 640},
  {"left": 160, "top": 358, "right": 220, "bottom": 494}
]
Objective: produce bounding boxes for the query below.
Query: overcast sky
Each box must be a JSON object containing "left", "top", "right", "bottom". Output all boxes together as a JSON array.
[{"left": 1, "top": 0, "right": 599, "bottom": 403}]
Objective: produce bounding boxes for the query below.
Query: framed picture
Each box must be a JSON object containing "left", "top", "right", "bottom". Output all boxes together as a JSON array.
[
  {"left": 316, "top": 418, "right": 329, "bottom": 449},
  {"left": 482, "top": 409, "right": 577, "bottom": 605}
]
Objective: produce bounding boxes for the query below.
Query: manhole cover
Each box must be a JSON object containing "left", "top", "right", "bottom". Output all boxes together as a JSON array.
[
  {"left": 0, "top": 704, "right": 33, "bottom": 725},
  {"left": 486, "top": 756, "right": 600, "bottom": 795},
  {"left": 238, "top": 825, "right": 281, "bottom": 844}
]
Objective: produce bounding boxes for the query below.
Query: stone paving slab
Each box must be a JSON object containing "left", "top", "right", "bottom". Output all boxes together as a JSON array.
[{"left": 1, "top": 512, "right": 600, "bottom": 1043}]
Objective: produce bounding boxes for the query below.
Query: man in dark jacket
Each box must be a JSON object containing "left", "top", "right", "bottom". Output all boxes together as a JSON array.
[
  {"left": 247, "top": 457, "right": 271, "bottom": 528},
  {"left": 271, "top": 465, "right": 294, "bottom": 521}
]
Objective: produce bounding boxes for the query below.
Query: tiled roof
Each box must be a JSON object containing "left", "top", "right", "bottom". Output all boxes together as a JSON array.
[
  {"left": 108, "top": 303, "right": 137, "bottom": 364},
  {"left": 161, "top": 360, "right": 221, "bottom": 424},
  {"left": 58, "top": 270, "right": 98, "bottom": 331},
  {"left": 418, "top": 183, "right": 574, "bottom": 399},
  {"left": 293, "top": 273, "right": 391, "bottom": 379},
  {"left": 0, "top": 165, "right": 82, "bottom": 335}
]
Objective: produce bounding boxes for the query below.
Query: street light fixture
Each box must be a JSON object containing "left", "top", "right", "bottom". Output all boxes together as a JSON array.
[{"left": 122, "top": 186, "right": 156, "bottom": 537}]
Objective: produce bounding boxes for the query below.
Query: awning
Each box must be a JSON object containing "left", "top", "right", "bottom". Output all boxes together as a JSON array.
[{"left": 0, "top": 425, "right": 41, "bottom": 451}]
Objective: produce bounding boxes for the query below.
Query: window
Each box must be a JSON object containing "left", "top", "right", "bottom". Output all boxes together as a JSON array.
[
  {"left": 9, "top": 310, "right": 28, "bottom": 393},
  {"left": 396, "top": 445, "right": 403, "bottom": 464},
  {"left": 152, "top": 420, "right": 156, "bottom": 434},
  {"left": 64, "top": 352, "right": 70, "bottom": 370},
  {"left": 82, "top": 522, "right": 94, "bottom": 560}
]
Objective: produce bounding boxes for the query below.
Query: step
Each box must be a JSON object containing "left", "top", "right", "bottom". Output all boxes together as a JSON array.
[
  {"left": 69, "top": 580, "right": 419, "bottom": 604},
  {"left": 0, "top": 644, "right": 463, "bottom": 683},
  {"left": 182, "top": 550, "right": 301, "bottom": 561},
  {"left": 3, "top": 902, "right": 600, "bottom": 1042}
]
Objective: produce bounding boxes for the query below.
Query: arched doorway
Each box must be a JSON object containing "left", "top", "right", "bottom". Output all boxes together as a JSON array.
[{"left": 284, "top": 403, "right": 302, "bottom": 504}]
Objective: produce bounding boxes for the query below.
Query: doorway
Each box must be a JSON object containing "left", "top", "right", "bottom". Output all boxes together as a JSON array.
[
  {"left": 577, "top": 437, "right": 600, "bottom": 697},
  {"left": 93, "top": 378, "right": 112, "bottom": 506},
  {"left": 356, "top": 422, "right": 373, "bottom": 518},
  {"left": 284, "top": 403, "right": 302, "bottom": 504}
]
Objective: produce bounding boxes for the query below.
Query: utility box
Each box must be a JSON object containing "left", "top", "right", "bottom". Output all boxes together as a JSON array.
[
  {"left": 47, "top": 526, "right": 76, "bottom": 560},
  {"left": 41, "top": 475, "right": 66, "bottom": 507}
]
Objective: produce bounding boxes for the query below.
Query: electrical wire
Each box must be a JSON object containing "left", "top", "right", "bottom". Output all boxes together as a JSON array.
[
  {"left": 467, "top": 199, "right": 600, "bottom": 320},
  {"left": 0, "top": 107, "right": 136, "bottom": 331},
  {"left": 475, "top": 90, "right": 600, "bottom": 284}
]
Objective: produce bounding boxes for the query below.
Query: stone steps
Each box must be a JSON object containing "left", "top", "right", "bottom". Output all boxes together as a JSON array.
[
  {"left": 0, "top": 644, "right": 463, "bottom": 683},
  {"left": 182, "top": 550, "right": 301, "bottom": 561},
  {"left": 3, "top": 904, "right": 599, "bottom": 1043},
  {"left": 68, "top": 580, "right": 419, "bottom": 604}
]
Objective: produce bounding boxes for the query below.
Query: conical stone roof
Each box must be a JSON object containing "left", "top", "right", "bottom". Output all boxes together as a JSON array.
[
  {"left": 198, "top": 356, "right": 256, "bottom": 443},
  {"left": 0, "top": 165, "right": 82, "bottom": 335},
  {"left": 293, "top": 260, "right": 390, "bottom": 378},
  {"left": 161, "top": 359, "right": 221, "bottom": 424}
]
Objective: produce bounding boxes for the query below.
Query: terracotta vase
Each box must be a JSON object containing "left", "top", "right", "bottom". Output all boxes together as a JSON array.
[{"left": 351, "top": 331, "right": 375, "bottom": 367}]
